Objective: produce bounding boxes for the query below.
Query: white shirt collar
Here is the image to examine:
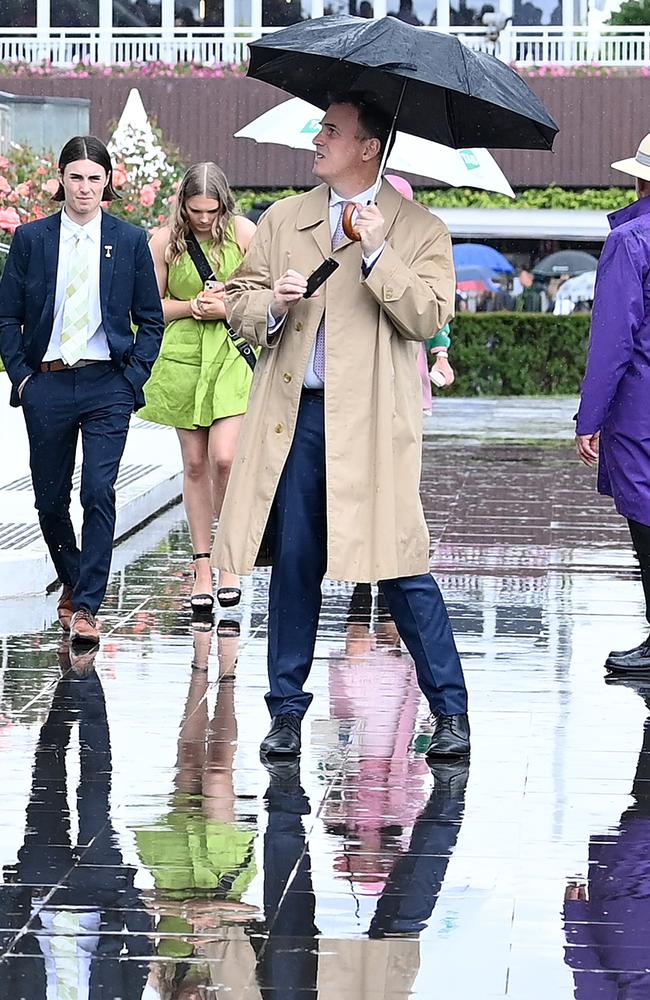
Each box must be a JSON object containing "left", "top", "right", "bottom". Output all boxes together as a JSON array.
[
  {"left": 60, "top": 206, "right": 102, "bottom": 243},
  {"left": 329, "top": 182, "right": 380, "bottom": 207}
]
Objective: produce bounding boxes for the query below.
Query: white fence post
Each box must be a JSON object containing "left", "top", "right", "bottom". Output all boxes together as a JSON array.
[{"left": 36, "top": 0, "right": 50, "bottom": 63}]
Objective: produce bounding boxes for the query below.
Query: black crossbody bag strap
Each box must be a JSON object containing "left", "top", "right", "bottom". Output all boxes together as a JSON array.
[{"left": 185, "top": 230, "right": 256, "bottom": 374}]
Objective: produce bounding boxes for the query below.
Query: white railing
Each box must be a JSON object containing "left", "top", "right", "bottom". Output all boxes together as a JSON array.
[{"left": 0, "top": 23, "right": 649, "bottom": 67}]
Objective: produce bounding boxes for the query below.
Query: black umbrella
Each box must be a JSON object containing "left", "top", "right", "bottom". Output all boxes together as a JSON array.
[
  {"left": 533, "top": 250, "right": 599, "bottom": 278},
  {"left": 247, "top": 15, "right": 559, "bottom": 151}
]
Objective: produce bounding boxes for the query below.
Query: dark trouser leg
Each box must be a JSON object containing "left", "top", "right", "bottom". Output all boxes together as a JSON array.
[
  {"left": 21, "top": 371, "right": 80, "bottom": 588},
  {"left": 628, "top": 519, "right": 650, "bottom": 624},
  {"left": 76, "top": 366, "right": 133, "bottom": 614},
  {"left": 265, "top": 395, "right": 327, "bottom": 719},
  {"left": 379, "top": 574, "right": 468, "bottom": 716}
]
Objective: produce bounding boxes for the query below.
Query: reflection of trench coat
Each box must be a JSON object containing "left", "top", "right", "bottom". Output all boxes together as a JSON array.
[{"left": 213, "top": 182, "right": 455, "bottom": 583}]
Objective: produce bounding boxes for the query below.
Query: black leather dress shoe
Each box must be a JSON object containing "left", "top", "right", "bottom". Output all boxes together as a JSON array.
[
  {"left": 606, "top": 639, "right": 650, "bottom": 673},
  {"left": 260, "top": 713, "right": 302, "bottom": 757},
  {"left": 426, "top": 713, "right": 470, "bottom": 759}
]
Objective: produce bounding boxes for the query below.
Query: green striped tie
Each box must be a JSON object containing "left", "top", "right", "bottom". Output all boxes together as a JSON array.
[{"left": 60, "top": 233, "right": 90, "bottom": 366}]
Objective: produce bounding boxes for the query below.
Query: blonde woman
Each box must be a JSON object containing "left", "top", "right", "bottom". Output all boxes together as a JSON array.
[{"left": 140, "top": 163, "right": 255, "bottom": 612}]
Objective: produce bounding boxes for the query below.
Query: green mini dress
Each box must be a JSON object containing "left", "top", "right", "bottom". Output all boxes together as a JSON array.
[{"left": 140, "top": 225, "right": 253, "bottom": 430}]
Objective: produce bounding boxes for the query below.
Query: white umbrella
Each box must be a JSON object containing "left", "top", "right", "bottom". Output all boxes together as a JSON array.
[
  {"left": 555, "top": 270, "right": 597, "bottom": 305},
  {"left": 235, "top": 97, "right": 515, "bottom": 199}
]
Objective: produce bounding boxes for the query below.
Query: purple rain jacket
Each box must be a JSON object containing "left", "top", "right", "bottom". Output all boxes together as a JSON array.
[{"left": 576, "top": 196, "right": 650, "bottom": 523}]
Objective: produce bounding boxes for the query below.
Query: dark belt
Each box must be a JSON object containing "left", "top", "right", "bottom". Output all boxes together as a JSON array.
[
  {"left": 301, "top": 386, "right": 324, "bottom": 397},
  {"left": 39, "top": 358, "right": 108, "bottom": 373}
]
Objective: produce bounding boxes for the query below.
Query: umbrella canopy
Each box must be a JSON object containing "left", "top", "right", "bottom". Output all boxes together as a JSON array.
[
  {"left": 534, "top": 250, "right": 599, "bottom": 278},
  {"left": 247, "top": 15, "right": 559, "bottom": 151},
  {"left": 453, "top": 242, "right": 514, "bottom": 273},
  {"left": 555, "top": 270, "right": 597, "bottom": 304},
  {"left": 235, "top": 97, "right": 515, "bottom": 197},
  {"left": 456, "top": 265, "right": 501, "bottom": 291}
]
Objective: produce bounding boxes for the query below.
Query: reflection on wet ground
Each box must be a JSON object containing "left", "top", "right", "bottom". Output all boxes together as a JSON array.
[{"left": 0, "top": 441, "right": 648, "bottom": 998}]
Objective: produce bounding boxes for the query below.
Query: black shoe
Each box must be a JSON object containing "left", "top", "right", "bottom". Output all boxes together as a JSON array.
[
  {"left": 426, "top": 713, "right": 470, "bottom": 760},
  {"left": 606, "top": 637, "right": 650, "bottom": 673},
  {"left": 427, "top": 759, "right": 470, "bottom": 798},
  {"left": 260, "top": 713, "right": 302, "bottom": 757}
]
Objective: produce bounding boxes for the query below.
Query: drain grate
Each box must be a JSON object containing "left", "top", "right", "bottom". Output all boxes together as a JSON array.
[
  {"left": 1, "top": 463, "right": 160, "bottom": 493},
  {"left": 0, "top": 522, "right": 42, "bottom": 550}
]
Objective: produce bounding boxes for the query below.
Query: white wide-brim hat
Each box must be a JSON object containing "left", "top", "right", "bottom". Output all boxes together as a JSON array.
[{"left": 611, "top": 133, "right": 650, "bottom": 182}]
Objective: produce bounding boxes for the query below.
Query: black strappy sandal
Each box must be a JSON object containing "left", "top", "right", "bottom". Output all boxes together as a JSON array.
[
  {"left": 190, "top": 552, "right": 214, "bottom": 615},
  {"left": 216, "top": 580, "right": 241, "bottom": 608}
]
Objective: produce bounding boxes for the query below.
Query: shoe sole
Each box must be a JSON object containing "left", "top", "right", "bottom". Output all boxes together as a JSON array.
[
  {"left": 70, "top": 632, "right": 100, "bottom": 648},
  {"left": 426, "top": 748, "right": 470, "bottom": 760},
  {"left": 260, "top": 746, "right": 301, "bottom": 759}
]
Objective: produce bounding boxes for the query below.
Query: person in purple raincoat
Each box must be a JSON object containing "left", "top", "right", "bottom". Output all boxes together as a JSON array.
[
  {"left": 576, "top": 133, "right": 650, "bottom": 673},
  {"left": 563, "top": 679, "right": 650, "bottom": 999}
]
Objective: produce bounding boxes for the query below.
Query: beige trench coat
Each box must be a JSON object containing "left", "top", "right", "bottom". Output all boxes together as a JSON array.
[{"left": 212, "top": 181, "right": 455, "bottom": 582}]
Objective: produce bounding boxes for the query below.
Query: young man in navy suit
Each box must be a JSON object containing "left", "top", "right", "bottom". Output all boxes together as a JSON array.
[{"left": 0, "top": 136, "right": 164, "bottom": 644}]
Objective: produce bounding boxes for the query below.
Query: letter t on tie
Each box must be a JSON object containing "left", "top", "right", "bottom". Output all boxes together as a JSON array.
[
  {"left": 60, "top": 233, "right": 90, "bottom": 366},
  {"left": 313, "top": 202, "right": 349, "bottom": 382}
]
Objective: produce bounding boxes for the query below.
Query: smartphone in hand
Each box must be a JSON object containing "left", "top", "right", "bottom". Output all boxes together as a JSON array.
[{"left": 304, "top": 257, "right": 339, "bottom": 299}]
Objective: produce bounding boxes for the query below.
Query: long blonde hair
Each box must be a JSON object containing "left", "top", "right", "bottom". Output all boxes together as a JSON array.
[{"left": 166, "top": 162, "right": 235, "bottom": 268}]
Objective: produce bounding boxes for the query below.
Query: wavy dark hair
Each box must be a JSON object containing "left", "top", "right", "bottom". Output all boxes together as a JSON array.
[
  {"left": 166, "top": 162, "right": 235, "bottom": 267},
  {"left": 52, "top": 135, "right": 119, "bottom": 202}
]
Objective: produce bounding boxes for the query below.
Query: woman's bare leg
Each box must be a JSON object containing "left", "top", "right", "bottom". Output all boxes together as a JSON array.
[
  {"left": 176, "top": 427, "right": 214, "bottom": 601},
  {"left": 208, "top": 414, "right": 244, "bottom": 595}
]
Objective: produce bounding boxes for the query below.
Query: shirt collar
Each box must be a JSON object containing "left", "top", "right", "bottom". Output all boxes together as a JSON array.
[
  {"left": 61, "top": 207, "right": 102, "bottom": 243},
  {"left": 608, "top": 195, "right": 650, "bottom": 231},
  {"left": 330, "top": 182, "right": 380, "bottom": 207}
]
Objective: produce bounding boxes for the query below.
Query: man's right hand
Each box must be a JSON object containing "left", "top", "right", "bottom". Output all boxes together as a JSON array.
[
  {"left": 576, "top": 431, "right": 600, "bottom": 467},
  {"left": 270, "top": 269, "right": 309, "bottom": 321}
]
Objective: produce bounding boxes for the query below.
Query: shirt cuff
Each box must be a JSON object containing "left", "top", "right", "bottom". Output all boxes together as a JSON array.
[
  {"left": 268, "top": 305, "right": 287, "bottom": 335},
  {"left": 362, "top": 243, "right": 385, "bottom": 272}
]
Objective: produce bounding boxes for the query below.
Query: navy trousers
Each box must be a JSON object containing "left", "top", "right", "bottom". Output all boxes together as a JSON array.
[
  {"left": 265, "top": 392, "right": 468, "bottom": 719},
  {"left": 21, "top": 362, "right": 133, "bottom": 614}
]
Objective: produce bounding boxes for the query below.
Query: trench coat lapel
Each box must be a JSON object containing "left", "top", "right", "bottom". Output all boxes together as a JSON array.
[
  {"left": 295, "top": 180, "right": 405, "bottom": 259},
  {"left": 99, "top": 211, "right": 117, "bottom": 316}
]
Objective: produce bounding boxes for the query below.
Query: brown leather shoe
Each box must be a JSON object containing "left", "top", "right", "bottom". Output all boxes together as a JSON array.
[
  {"left": 70, "top": 609, "right": 100, "bottom": 646},
  {"left": 57, "top": 585, "right": 74, "bottom": 632}
]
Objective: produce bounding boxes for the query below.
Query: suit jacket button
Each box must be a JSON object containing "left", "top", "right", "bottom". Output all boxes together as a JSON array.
[
  {"left": 282, "top": 372, "right": 292, "bottom": 383},
  {"left": 275, "top": 423, "right": 284, "bottom": 434},
  {"left": 295, "top": 321, "right": 303, "bottom": 332}
]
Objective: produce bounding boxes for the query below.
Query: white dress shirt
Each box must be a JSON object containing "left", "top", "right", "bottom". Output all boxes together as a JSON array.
[
  {"left": 268, "top": 184, "right": 385, "bottom": 389},
  {"left": 43, "top": 207, "right": 111, "bottom": 362}
]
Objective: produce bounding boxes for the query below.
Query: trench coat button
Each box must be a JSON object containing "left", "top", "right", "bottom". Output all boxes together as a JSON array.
[
  {"left": 295, "top": 321, "right": 304, "bottom": 331},
  {"left": 275, "top": 423, "right": 284, "bottom": 434},
  {"left": 282, "top": 372, "right": 292, "bottom": 383}
]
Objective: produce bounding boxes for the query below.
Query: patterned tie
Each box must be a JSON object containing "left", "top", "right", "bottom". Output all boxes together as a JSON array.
[
  {"left": 60, "top": 232, "right": 90, "bottom": 366},
  {"left": 313, "top": 201, "right": 349, "bottom": 382}
]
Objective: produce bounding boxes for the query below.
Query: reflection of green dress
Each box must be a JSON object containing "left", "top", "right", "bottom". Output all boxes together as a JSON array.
[{"left": 140, "top": 224, "right": 253, "bottom": 429}]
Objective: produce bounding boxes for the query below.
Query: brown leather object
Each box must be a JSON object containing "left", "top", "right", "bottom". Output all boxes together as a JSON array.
[{"left": 342, "top": 203, "right": 362, "bottom": 242}]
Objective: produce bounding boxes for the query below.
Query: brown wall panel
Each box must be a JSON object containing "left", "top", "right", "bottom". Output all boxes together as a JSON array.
[{"left": 1, "top": 74, "right": 645, "bottom": 189}]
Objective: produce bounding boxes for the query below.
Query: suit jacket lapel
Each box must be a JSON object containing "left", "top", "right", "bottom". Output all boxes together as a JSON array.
[
  {"left": 296, "top": 185, "right": 331, "bottom": 259},
  {"left": 43, "top": 212, "right": 62, "bottom": 296},
  {"left": 100, "top": 212, "right": 117, "bottom": 316}
]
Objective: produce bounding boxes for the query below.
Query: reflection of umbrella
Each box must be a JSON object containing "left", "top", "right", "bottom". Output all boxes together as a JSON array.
[
  {"left": 453, "top": 243, "right": 513, "bottom": 273},
  {"left": 235, "top": 98, "right": 515, "bottom": 197},
  {"left": 555, "top": 270, "right": 597, "bottom": 304},
  {"left": 534, "top": 250, "right": 599, "bottom": 278},
  {"left": 247, "top": 15, "right": 559, "bottom": 151}
]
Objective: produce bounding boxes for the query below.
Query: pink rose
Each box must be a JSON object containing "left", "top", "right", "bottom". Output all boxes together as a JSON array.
[
  {"left": 15, "top": 181, "right": 31, "bottom": 196},
  {"left": 112, "top": 164, "right": 128, "bottom": 188},
  {"left": 125, "top": 203, "right": 135, "bottom": 213},
  {"left": 43, "top": 178, "right": 60, "bottom": 195},
  {"left": 0, "top": 156, "right": 9, "bottom": 169},
  {"left": 0, "top": 175, "right": 11, "bottom": 195},
  {"left": 139, "top": 184, "right": 156, "bottom": 207},
  {"left": 0, "top": 207, "right": 21, "bottom": 233},
  {"left": 36, "top": 165, "right": 48, "bottom": 175}
]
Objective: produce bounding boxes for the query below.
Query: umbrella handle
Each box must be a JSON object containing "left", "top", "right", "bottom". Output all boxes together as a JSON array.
[{"left": 342, "top": 203, "right": 362, "bottom": 242}]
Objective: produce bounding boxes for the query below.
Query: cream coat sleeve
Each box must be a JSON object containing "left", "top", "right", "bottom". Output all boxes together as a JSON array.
[
  {"left": 225, "top": 215, "right": 282, "bottom": 350},
  {"left": 361, "top": 219, "right": 455, "bottom": 342}
]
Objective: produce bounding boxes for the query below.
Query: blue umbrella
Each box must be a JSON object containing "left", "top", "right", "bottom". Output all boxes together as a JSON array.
[{"left": 453, "top": 243, "right": 514, "bottom": 274}]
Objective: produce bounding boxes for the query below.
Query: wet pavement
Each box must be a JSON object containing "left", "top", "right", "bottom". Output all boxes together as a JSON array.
[{"left": 1, "top": 432, "right": 648, "bottom": 999}]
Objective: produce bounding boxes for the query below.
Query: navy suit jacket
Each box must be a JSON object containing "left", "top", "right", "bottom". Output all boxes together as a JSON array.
[{"left": 0, "top": 209, "right": 164, "bottom": 409}]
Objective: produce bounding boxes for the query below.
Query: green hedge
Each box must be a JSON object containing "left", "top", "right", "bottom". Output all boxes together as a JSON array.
[
  {"left": 234, "top": 185, "right": 634, "bottom": 214},
  {"left": 449, "top": 313, "right": 590, "bottom": 395}
]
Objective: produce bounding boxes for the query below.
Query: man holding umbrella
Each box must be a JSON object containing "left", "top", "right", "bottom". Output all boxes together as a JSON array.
[{"left": 214, "top": 92, "right": 470, "bottom": 760}]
